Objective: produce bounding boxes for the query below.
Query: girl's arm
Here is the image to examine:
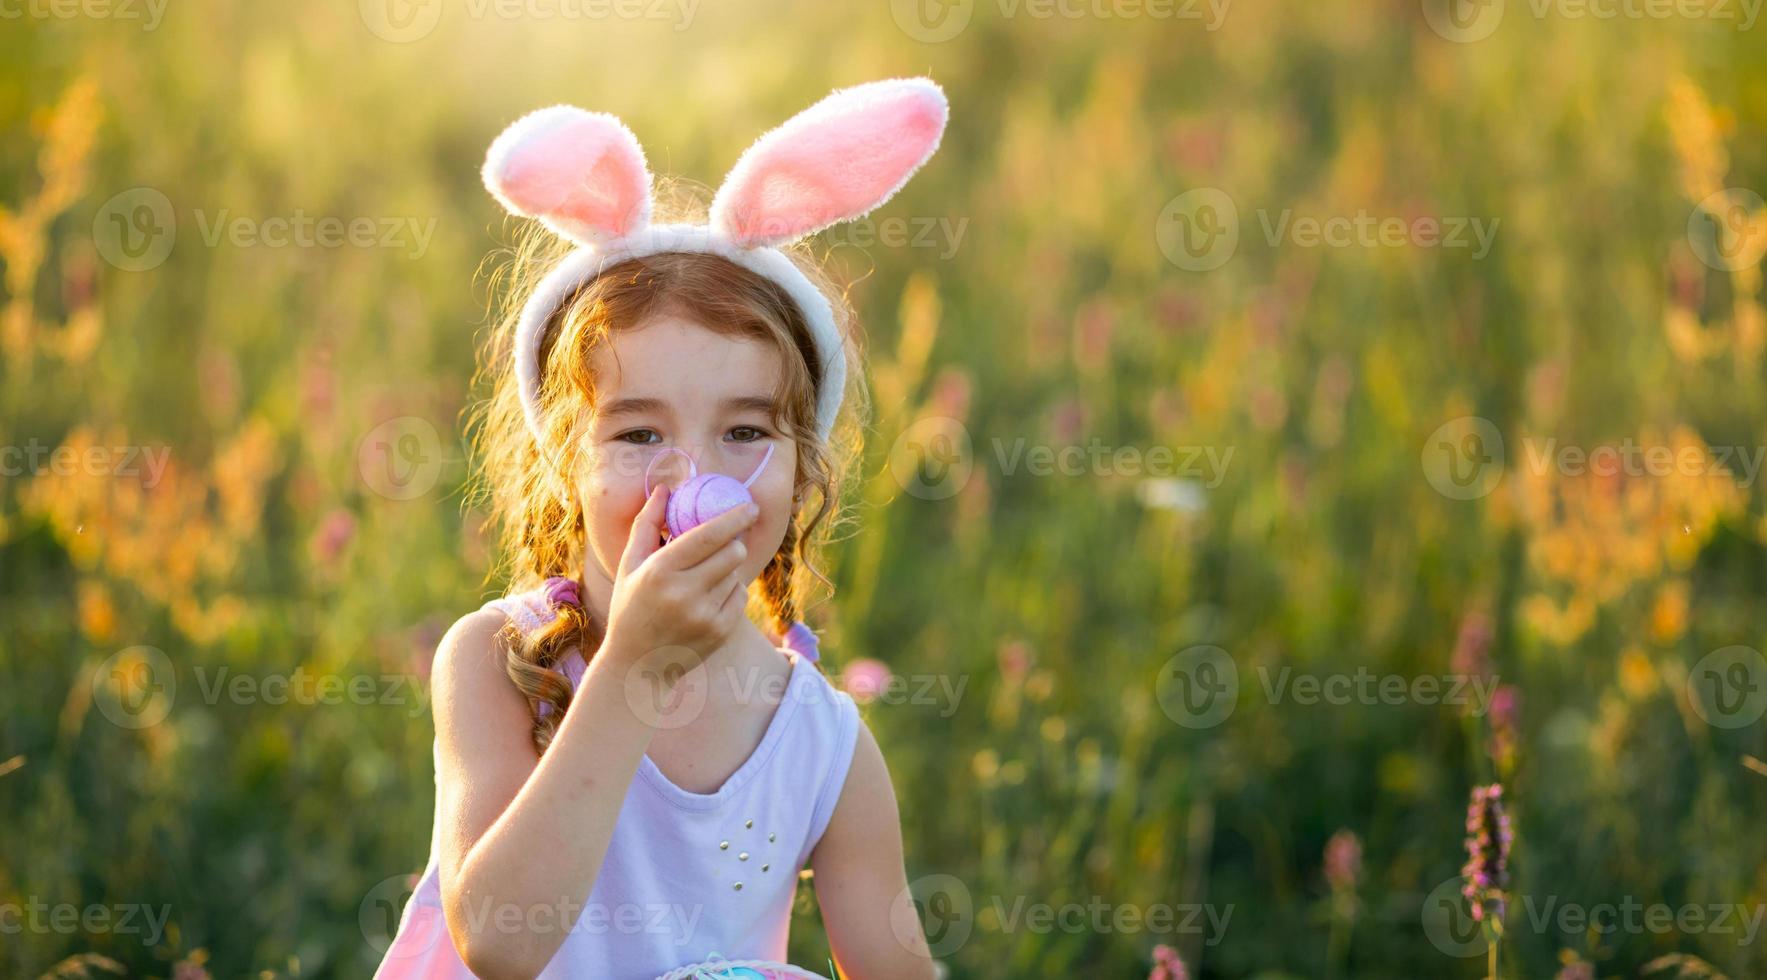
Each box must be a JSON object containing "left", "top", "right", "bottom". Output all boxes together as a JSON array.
[
  {"left": 809, "top": 719, "right": 938, "bottom": 980},
  {"left": 430, "top": 489, "right": 755, "bottom": 978},
  {"left": 429, "top": 609, "right": 662, "bottom": 979}
]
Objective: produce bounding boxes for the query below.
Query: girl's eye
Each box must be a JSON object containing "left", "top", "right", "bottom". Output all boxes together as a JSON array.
[{"left": 614, "top": 427, "right": 768, "bottom": 445}]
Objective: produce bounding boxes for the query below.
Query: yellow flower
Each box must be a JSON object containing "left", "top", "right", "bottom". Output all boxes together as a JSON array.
[
  {"left": 77, "top": 579, "right": 116, "bottom": 642},
  {"left": 1650, "top": 581, "right": 1690, "bottom": 643},
  {"left": 1619, "top": 647, "right": 1658, "bottom": 700}
]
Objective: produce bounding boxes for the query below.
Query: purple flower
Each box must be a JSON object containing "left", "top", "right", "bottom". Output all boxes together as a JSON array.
[
  {"left": 841, "top": 658, "right": 891, "bottom": 703},
  {"left": 1148, "top": 943, "right": 1188, "bottom": 980},
  {"left": 1324, "top": 829, "right": 1362, "bottom": 892},
  {"left": 996, "top": 639, "right": 1031, "bottom": 683},
  {"left": 1461, "top": 783, "right": 1512, "bottom": 922},
  {"left": 1450, "top": 609, "right": 1494, "bottom": 681},
  {"left": 1488, "top": 684, "right": 1521, "bottom": 767}
]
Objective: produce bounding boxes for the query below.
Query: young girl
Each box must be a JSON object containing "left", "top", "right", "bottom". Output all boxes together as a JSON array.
[{"left": 374, "top": 79, "right": 950, "bottom": 979}]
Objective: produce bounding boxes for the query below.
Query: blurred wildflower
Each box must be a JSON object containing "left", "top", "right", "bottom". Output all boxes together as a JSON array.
[
  {"left": 1325, "top": 827, "right": 1362, "bottom": 969},
  {"left": 36, "top": 953, "right": 124, "bottom": 978},
  {"left": 310, "top": 508, "right": 356, "bottom": 566},
  {"left": 1136, "top": 477, "right": 1207, "bottom": 514},
  {"left": 1450, "top": 607, "right": 1494, "bottom": 682},
  {"left": 1324, "top": 829, "right": 1362, "bottom": 893},
  {"left": 1147, "top": 943, "right": 1188, "bottom": 980},
  {"left": 841, "top": 658, "right": 891, "bottom": 703},
  {"left": 1049, "top": 396, "right": 1088, "bottom": 445},
  {"left": 76, "top": 578, "right": 117, "bottom": 642},
  {"left": 171, "top": 949, "right": 211, "bottom": 980},
  {"left": 1461, "top": 783, "right": 1511, "bottom": 923},
  {"left": 1664, "top": 76, "right": 1730, "bottom": 206},
  {"left": 1249, "top": 382, "right": 1287, "bottom": 433},
  {"left": 1, "top": 77, "right": 103, "bottom": 368},
  {"left": 1074, "top": 298, "right": 1115, "bottom": 375},
  {"left": 1147, "top": 386, "right": 1187, "bottom": 436},
  {"left": 971, "top": 748, "right": 1000, "bottom": 784},
  {"left": 996, "top": 639, "right": 1031, "bottom": 684},
  {"left": 1514, "top": 427, "right": 1742, "bottom": 645},
  {"left": 20, "top": 421, "right": 277, "bottom": 643},
  {"left": 1619, "top": 647, "right": 1658, "bottom": 700},
  {"left": 1487, "top": 685, "right": 1520, "bottom": 774},
  {"left": 1307, "top": 354, "right": 1353, "bottom": 449},
  {"left": 925, "top": 365, "right": 972, "bottom": 422},
  {"left": 871, "top": 271, "right": 941, "bottom": 415},
  {"left": 1555, "top": 950, "right": 1595, "bottom": 980},
  {"left": 1650, "top": 580, "right": 1690, "bottom": 643},
  {"left": 197, "top": 349, "right": 243, "bottom": 425}
]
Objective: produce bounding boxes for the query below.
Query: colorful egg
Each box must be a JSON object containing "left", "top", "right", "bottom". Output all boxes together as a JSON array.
[{"left": 645, "top": 443, "right": 777, "bottom": 539}]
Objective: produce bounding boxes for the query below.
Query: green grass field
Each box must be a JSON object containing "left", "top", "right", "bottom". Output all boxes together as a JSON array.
[{"left": 3, "top": 2, "right": 1766, "bottom": 976}]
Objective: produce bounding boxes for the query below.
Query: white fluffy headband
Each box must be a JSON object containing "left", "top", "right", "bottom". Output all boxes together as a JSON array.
[{"left": 482, "top": 77, "right": 951, "bottom": 446}]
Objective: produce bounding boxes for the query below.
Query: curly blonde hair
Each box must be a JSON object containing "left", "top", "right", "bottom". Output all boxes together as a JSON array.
[{"left": 465, "top": 182, "right": 869, "bottom": 753}]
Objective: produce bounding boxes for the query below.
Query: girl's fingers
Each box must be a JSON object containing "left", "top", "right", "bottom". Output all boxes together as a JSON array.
[
  {"left": 658, "top": 503, "right": 758, "bottom": 570},
  {"left": 619, "top": 485, "right": 670, "bottom": 576}
]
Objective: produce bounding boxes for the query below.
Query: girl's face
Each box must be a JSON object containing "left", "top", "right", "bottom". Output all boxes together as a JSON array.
[{"left": 574, "top": 311, "right": 798, "bottom": 617}]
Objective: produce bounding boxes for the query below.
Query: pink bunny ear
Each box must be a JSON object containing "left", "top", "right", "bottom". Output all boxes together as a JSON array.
[
  {"left": 710, "top": 78, "right": 949, "bottom": 248},
  {"left": 483, "top": 105, "right": 652, "bottom": 247}
]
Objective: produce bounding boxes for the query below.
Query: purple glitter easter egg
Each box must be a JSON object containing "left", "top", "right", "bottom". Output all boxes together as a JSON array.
[
  {"left": 666, "top": 472, "right": 754, "bottom": 537},
  {"left": 646, "top": 442, "right": 777, "bottom": 540}
]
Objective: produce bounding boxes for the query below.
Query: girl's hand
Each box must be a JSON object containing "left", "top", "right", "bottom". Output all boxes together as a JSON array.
[{"left": 600, "top": 483, "right": 759, "bottom": 681}]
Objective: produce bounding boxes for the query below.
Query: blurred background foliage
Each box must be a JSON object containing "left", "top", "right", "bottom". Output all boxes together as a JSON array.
[{"left": 3, "top": 1, "right": 1767, "bottom": 977}]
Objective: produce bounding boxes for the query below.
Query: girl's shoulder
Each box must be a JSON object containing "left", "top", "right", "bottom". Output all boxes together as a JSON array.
[
  {"left": 426, "top": 588, "right": 551, "bottom": 671},
  {"left": 476, "top": 586, "right": 558, "bottom": 636}
]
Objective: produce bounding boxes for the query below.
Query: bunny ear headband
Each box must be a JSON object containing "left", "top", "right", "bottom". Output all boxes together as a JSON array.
[{"left": 483, "top": 77, "right": 951, "bottom": 448}]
